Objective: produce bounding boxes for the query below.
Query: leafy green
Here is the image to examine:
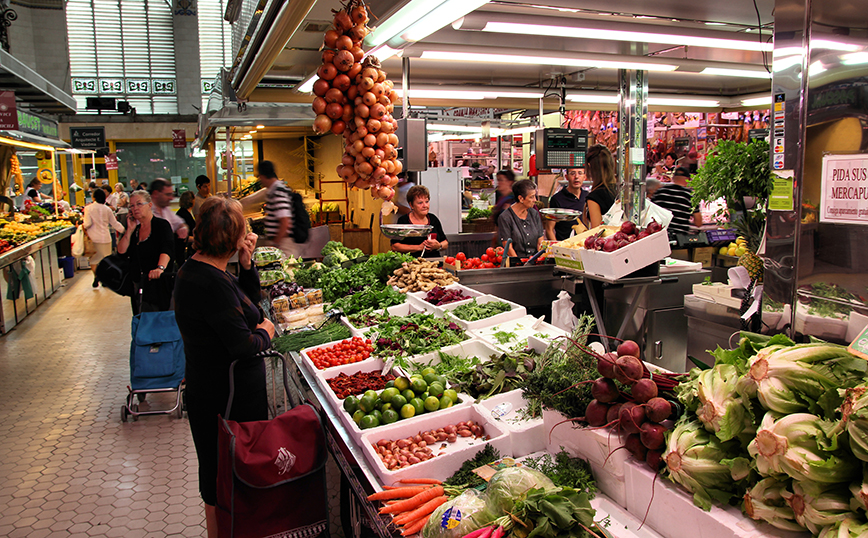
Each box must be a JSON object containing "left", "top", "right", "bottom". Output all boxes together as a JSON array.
[
  {"left": 464, "top": 206, "right": 492, "bottom": 221},
  {"left": 420, "top": 349, "right": 538, "bottom": 400},
  {"left": 523, "top": 450, "right": 597, "bottom": 494},
  {"left": 487, "top": 467, "right": 555, "bottom": 513},
  {"left": 371, "top": 313, "right": 468, "bottom": 367},
  {"left": 493, "top": 486, "right": 597, "bottom": 538},
  {"left": 319, "top": 263, "right": 378, "bottom": 302},
  {"left": 444, "top": 444, "right": 501, "bottom": 488},
  {"left": 677, "top": 364, "right": 756, "bottom": 443},
  {"left": 323, "top": 251, "right": 349, "bottom": 267},
  {"left": 330, "top": 283, "right": 405, "bottom": 316},
  {"left": 450, "top": 299, "right": 511, "bottom": 321},
  {"left": 803, "top": 282, "right": 866, "bottom": 318},
  {"left": 365, "top": 251, "right": 414, "bottom": 282},
  {"left": 271, "top": 317, "right": 351, "bottom": 353},
  {"left": 321, "top": 241, "right": 346, "bottom": 258},
  {"left": 294, "top": 263, "right": 326, "bottom": 288}
]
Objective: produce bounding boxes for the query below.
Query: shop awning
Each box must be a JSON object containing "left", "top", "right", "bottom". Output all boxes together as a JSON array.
[
  {"left": 196, "top": 102, "right": 315, "bottom": 146},
  {"left": 0, "top": 49, "right": 76, "bottom": 115},
  {"left": 0, "top": 129, "right": 70, "bottom": 149}
]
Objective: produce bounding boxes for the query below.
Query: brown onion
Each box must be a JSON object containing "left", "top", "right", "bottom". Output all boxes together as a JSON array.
[
  {"left": 378, "top": 94, "right": 391, "bottom": 106},
  {"left": 351, "top": 140, "right": 364, "bottom": 154},
  {"left": 347, "top": 63, "right": 362, "bottom": 78},
  {"left": 357, "top": 162, "right": 373, "bottom": 176},
  {"left": 325, "top": 88, "right": 344, "bottom": 104},
  {"left": 370, "top": 103, "right": 386, "bottom": 119},
  {"left": 378, "top": 186, "right": 394, "bottom": 200},
  {"left": 313, "top": 79, "right": 330, "bottom": 97},
  {"left": 362, "top": 92, "right": 377, "bottom": 106},
  {"left": 388, "top": 133, "right": 399, "bottom": 146},
  {"left": 348, "top": 24, "right": 367, "bottom": 42},
  {"left": 347, "top": 85, "right": 358, "bottom": 100},
  {"left": 318, "top": 63, "right": 337, "bottom": 81},
  {"left": 334, "top": 11, "right": 352, "bottom": 31},
  {"left": 334, "top": 50, "right": 354, "bottom": 72},
  {"left": 351, "top": 6, "right": 367, "bottom": 24},
  {"left": 322, "top": 50, "right": 336, "bottom": 64},
  {"left": 355, "top": 126, "right": 368, "bottom": 138},
  {"left": 355, "top": 104, "right": 370, "bottom": 118},
  {"left": 313, "top": 114, "right": 332, "bottom": 134},
  {"left": 393, "top": 160, "right": 403, "bottom": 174},
  {"left": 326, "top": 102, "right": 343, "bottom": 119},
  {"left": 362, "top": 67, "right": 378, "bottom": 80},
  {"left": 336, "top": 35, "right": 353, "bottom": 51},
  {"left": 353, "top": 116, "right": 366, "bottom": 129},
  {"left": 350, "top": 46, "right": 364, "bottom": 63},
  {"left": 359, "top": 77, "right": 374, "bottom": 91},
  {"left": 388, "top": 90, "right": 399, "bottom": 103},
  {"left": 324, "top": 30, "right": 339, "bottom": 49},
  {"left": 364, "top": 134, "right": 377, "bottom": 147},
  {"left": 342, "top": 154, "right": 355, "bottom": 166},
  {"left": 332, "top": 74, "right": 351, "bottom": 92},
  {"left": 371, "top": 83, "right": 385, "bottom": 97},
  {"left": 312, "top": 97, "right": 327, "bottom": 115},
  {"left": 361, "top": 147, "right": 375, "bottom": 158},
  {"left": 341, "top": 104, "right": 353, "bottom": 122},
  {"left": 367, "top": 119, "right": 381, "bottom": 133}
]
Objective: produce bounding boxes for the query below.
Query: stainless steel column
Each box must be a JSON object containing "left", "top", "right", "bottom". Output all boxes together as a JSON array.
[{"left": 618, "top": 69, "right": 648, "bottom": 223}]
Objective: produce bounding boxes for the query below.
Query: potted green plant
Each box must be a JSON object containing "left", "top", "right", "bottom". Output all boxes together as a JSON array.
[{"left": 689, "top": 139, "right": 774, "bottom": 281}]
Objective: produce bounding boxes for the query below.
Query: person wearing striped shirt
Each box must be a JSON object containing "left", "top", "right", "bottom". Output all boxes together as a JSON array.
[
  {"left": 258, "top": 161, "right": 299, "bottom": 257},
  {"left": 651, "top": 167, "right": 702, "bottom": 236}
]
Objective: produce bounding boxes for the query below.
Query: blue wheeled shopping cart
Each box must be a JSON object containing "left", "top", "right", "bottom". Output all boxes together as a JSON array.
[{"left": 120, "top": 309, "right": 186, "bottom": 422}]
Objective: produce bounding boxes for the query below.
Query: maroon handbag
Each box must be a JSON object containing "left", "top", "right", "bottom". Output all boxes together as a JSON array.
[{"left": 217, "top": 352, "right": 329, "bottom": 538}]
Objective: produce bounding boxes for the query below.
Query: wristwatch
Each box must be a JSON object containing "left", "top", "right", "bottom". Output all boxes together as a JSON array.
[{"left": 156, "top": 264, "right": 166, "bottom": 271}]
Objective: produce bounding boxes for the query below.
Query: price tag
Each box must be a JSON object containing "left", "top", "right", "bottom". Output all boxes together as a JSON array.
[
  {"left": 849, "top": 323, "right": 868, "bottom": 361},
  {"left": 490, "top": 402, "right": 512, "bottom": 419}
]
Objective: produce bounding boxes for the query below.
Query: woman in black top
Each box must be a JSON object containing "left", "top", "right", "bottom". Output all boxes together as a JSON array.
[
  {"left": 390, "top": 185, "right": 448, "bottom": 258},
  {"left": 176, "top": 191, "right": 196, "bottom": 264},
  {"left": 118, "top": 190, "right": 175, "bottom": 313},
  {"left": 173, "top": 197, "right": 275, "bottom": 538},
  {"left": 582, "top": 144, "right": 619, "bottom": 228}
]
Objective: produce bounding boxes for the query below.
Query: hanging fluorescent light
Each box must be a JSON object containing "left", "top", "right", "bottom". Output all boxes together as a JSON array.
[
  {"left": 367, "top": 0, "right": 489, "bottom": 49},
  {"left": 420, "top": 50, "right": 678, "bottom": 71},
  {"left": 700, "top": 67, "right": 772, "bottom": 79},
  {"left": 256, "top": 125, "right": 265, "bottom": 129},
  {"left": 296, "top": 72, "right": 318, "bottom": 93},
  {"left": 397, "top": 87, "right": 545, "bottom": 100},
  {"left": 811, "top": 40, "right": 860, "bottom": 51},
  {"left": 366, "top": 44, "right": 401, "bottom": 62},
  {"left": 648, "top": 97, "right": 720, "bottom": 107},
  {"left": 566, "top": 93, "right": 620, "bottom": 104},
  {"left": 427, "top": 123, "right": 484, "bottom": 132},
  {"left": 741, "top": 96, "right": 771, "bottom": 107},
  {"left": 500, "top": 126, "right": 538, "bottom": 136},
  {"left": 481, "top": 21, "right": 773, "bottom": 52}
]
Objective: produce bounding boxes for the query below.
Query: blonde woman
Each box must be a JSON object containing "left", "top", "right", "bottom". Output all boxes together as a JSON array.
[{"left": 83, "top": 188, "right": 124, "bottom": 287}]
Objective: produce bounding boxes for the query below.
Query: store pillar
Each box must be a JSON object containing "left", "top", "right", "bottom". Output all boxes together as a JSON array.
[
  {"left": 173, "top": 3, "right": 202, "bottom": 115},
  {"left": 617, "top": 68, "right": 648, "bottom": 223}
]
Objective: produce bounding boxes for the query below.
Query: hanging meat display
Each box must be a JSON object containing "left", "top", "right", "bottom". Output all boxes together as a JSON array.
[{"left": 311, "top": 0, "right": 402, "bottom": 201}]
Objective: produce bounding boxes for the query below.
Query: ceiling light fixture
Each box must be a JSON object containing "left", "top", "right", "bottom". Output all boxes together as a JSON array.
[
  {"left": 480, "top": 21, "right": 773, "bottom": 52},
  {"left": 256, "top": 125, "right": 265, "bottom": 129},
  {"left": 296, "top": 72, "right": 317, "bottom": 93},
  {"left": 427, "top": 123, "right": 484, "bottom": 132},
  {"left": 249, "top": 130, "right": 257, "bottom": 134},
  {"left": 648, "top": 97, "right": 720, "bottom": 107},
  {"left": 566, "top": 93, "right": 620, "bottom": 104},
  {"left": 419, "top": 50, "right": 678, "bottom": 71},
  {"left": 700, "top": 67, "right": 772, "bottom": 79},
  {"left": 741, "top": 96, "right": 771, "bottom": 107},
  {"left": 366, "top": 0, "right": 488, "bottom": 50},
  {"left": 366, "top": 44, "right": 401, "bottom": 62}
]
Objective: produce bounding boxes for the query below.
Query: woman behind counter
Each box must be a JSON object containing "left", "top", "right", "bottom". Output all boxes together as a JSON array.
[
  {"left": 497, "top": 179, "right": 545, "bottom": 258},
  {"left": 582, "top": 144, "right": 619, "bottom": 228},
  {"left": 390, "top": 185, "right": 448, "bottom": 258},
  {"left": 173, "top": 197, "right": 275, "bottom": 538}
]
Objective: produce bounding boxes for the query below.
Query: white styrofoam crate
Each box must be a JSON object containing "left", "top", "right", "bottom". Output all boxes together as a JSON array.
[
  {"left": 340, "top": 310, "right": 383, "bottom": 338},
  {"left": 794, "top": 303, "right": 848, "bottom": 341},
  {"left": 339, "top": 302, "right": 425, "bottom": 338},
  {"left": 473, "top": 315, "right": 566, "bottom": 351},
  {"left": 299, "top": 339, "right": 380, "bottom": 376},
  {"left": 359, "top": 404, "right": 512, "bottom": 484},
  {"left": 406, "top": 283, "right": 485, "bottom": 314},
  {"left": 440, "top": 295, "right": 527, "bottom": 331},
  {"left": 623, "top": 461, "right": 810, "bottom": 538},
  {"left": 590, "top": 461, "right": 627, "bottom": 508},
  {"left": 543, "top": 408, "right": 628, "bottom": 478},
  {"left": 580, "top": 230, "right": 670, "bottom": 280},
  {"left": 400, "top": 338, "right": 501, "bottom": 371},
  {"left": 478, "top": 389, "right": 545, "bottom": 458}
]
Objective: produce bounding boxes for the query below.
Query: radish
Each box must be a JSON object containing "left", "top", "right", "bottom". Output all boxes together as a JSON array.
[
  {"left": 645, "top": 397, "right": 672, "bottom": 423},
  {"left": 640, "top": 423, "right": 666, "bottom": 450},
  {"left": 631, "top": 378, "right": 658, "bottom": 403},
  {"left": 585, "top": 400, "right": 610, "bottom": 427},
  {"left": 619, "top": 402, "right": 646, "bottom": 434},
  {"left": 617, "top": 340, "right": 640, "bottom": 358},
  {"left": 591, "top": 378, "right": 619, "bottom": 403},
  {"left": 646, "top": 449, "right": 664, "bottom": 471},
  {"left": 606, "top": 403, "right": 623, "bottom": 424},
  {"left": 613, "top": 355, "right": 643, "bottom": 384},
  {"left": 624, "top": 433, "right": 647, "bottom": 461},
  {"left": 598, "top": 352, "right": 618, "bottom": 378}
]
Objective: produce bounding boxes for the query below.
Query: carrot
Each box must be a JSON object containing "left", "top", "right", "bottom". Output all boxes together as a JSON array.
[
  {"left": 367, "top": 486, "right": 432, "bottom": 501},
  {"left": 382, "top": 486, "right": 399, "bottom": 490},
  {"left": 380, "top": 486, "right": 445, "bottom": 514},
  {"left": 391, "top": 495, "right": 448, "bottom": 525},
  {"left": 398, "top": 478, "right": 442, "bottom": 485},
  {"left": 401, "top": 514, "right": 431, "bottom": 536}
]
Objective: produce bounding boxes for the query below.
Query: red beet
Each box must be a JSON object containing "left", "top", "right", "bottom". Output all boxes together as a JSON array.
[
  {"left": 619, "top": 402, "right": 646, "bottom": 435},
  {"left": 625, "top": 433, "right": 647, "bottom": 461},
  {"left": 591, "top": 377, "right": 620, "bottom": 403},
  {"left": 606, "top": 403, "right": 623, "bottom": 424},
  {"left": 613, "top": 355, "right": 643, "bottom": 384},
  {"left": 640, "top": 423, "right": 667, "bottom": 450},
  {"left": 637, "top": 231, "right": 649, "bottom": 240},
  {"left": 597, "top": 352, "right": 618, "bottom": 378},
  {"left": 631, "top": 378, "right": 658, "bottom": 403},
  {"left": 646, "top": 449, "right": 664, "bottom": 471},
  {"left": 645, "top": 397, "right": 672, "bottom": 423},
  {"left": 585, "top": 400, "right": 610, "bottom": 426},
  {"left": 617, "top": 340, "right": 641, "bottom": 358}
]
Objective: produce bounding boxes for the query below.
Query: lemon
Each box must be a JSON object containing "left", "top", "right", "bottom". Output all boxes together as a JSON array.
[
  {"left": 719, "top": 246, "right": 728, "bottom": 255},
  {"left": 735, "top": 247, "right": 746, "bottom": 257},
  {"left": 727, "top": 247, "right": 737, "bottom": 256}
]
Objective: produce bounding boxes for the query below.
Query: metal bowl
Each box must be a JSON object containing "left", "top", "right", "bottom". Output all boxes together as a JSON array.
[
  {"left": 380, "top": 224, "right": 433, "bottom": 239},
  {"left": 540, "top": 208, "right": 582, "bottom": 222}
]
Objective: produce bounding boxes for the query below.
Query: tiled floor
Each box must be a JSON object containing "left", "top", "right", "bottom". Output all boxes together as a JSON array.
[{"left": 0, "top": 272, "right": 345, "bottom": 538}]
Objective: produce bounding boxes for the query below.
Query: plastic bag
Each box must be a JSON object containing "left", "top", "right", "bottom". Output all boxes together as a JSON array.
[
  {"left": 486, "top": 467, "right": 555, "bottom": 513},
  {"left": 601, "top": 200, "right": 673, "bottom": 229},
  {"left": 422, "top": 490, "right": 494, "bottom": 538},
  {"left": 551, "top": 290, "right": 578, "bottom": 332},
  {"left": 71, "top": 227, "right": 85, "bottom": 257}
]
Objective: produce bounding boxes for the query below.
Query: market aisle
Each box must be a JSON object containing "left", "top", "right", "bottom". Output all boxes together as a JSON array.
[{"left": 0, "top": 273, "right": 204, "bottom": 538}]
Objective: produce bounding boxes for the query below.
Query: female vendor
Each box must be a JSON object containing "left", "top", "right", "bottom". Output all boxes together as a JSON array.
[
  {"left": 497, "top": 179, "right": 545, "bottom": 257},
  {"left": 582, "top": 144, "right": 619, "bottom": 228},
  {"left": 390, "top": 185, "right": 448, "bottom": 258}
]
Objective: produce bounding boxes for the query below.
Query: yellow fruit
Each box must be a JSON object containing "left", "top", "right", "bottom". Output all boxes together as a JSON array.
[
  {"left": 728, "top": 247, "right": 737, "bottom": 256},
  {"left": 719, "top": 246, "right": 729, "bottom": 255},
  {"left": 735, "top": 247, "right": 746, "bottom": 257}
]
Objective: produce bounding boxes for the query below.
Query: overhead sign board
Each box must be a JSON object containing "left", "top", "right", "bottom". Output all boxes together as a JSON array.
[
  {"left": 820, "top": 153, "right": 868, "bottom": 225},
  {"left": 70, "top": 126, "right": 106, "bottom": 150},
  {"left": 17, "top": 110, "right": 59, "bottom": 139},
  {"left": 0, "top": 91, "right": 18, "bottom": 130}
]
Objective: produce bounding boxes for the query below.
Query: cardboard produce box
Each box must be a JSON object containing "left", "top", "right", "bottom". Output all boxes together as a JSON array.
[{"left": 580, "top": 230, "right": 671, "bottom": 280}]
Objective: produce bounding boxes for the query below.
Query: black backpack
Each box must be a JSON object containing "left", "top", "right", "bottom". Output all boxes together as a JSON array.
[
  {"left": 96, "top": 254, "right": 134, "bottom": 297},
  {"left": 289, "top": 190, "right": 311, "bottom": 243}
]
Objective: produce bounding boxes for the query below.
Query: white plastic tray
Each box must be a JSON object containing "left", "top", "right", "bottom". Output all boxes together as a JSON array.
[
  {"left": 478, "top": 389, "right": 545, "bottom": 458},
  {"left": 440, "top": 295, "right": 527, "bottom": 331},
  {"left": 340, "top": 302, "right": 425, "bottom": 338},
  {"left": 543, "top": 408, "right": 629, "bottom": 478},
  {"left": 359, "top": 404, "right": 512, "bottom": 484},
  {"left": 406, "top": 283, "right": 485, "bottom": 314},
  {"left": 473, "top": 315, "right": 566, "bottom": 351},
  {"left": 400, "top": 338, "right": 501, "bottom": 372}
]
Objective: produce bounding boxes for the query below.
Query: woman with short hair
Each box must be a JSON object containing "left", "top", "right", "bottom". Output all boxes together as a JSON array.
[
  {"left": 390, "top": 185, "right": 448, "bottom": 258},
  {"left": 173, "top": 197, "right": 274, "bottom": 538},
  {"left": 497, "top": 179, "right": 545, "bottom": 258},
  {"left": 84, "top": 187, "right": 124, "bottom": 287}
]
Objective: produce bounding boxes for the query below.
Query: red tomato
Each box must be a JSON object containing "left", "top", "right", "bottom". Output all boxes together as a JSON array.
[
  {"left": 485, "top": 247, "right": 495, "bottom": 257},
  {"left": 456, "top": 252, "right": 466, "bottom": 262},
  {"left": 483, "top": 262, "right": 495, "bottom": 268},
  {"left": 445, "top": 256, "right": 455, "bottom": 264},
  {"left": 496, "top": 255, "right": 502, "bottom": 263},
  {"left": 481, "top": 254, "right": 489, "bottom": 262},
  {"left": 495, "top": 246, "right": 504, "bottom": 255}
]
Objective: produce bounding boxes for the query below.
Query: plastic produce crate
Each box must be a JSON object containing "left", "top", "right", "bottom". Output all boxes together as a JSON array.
[
  {"left": 478, "top": 389, "right": 545, "bottom": 458},
  {"left": 439, "top": 295, "right": 527, "bottom": 331}
]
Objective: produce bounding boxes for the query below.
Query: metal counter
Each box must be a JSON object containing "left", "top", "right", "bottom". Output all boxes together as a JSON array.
[
  {"left": 445, "top": 263, "right": 570, "bottom": 311},
  {"left": 0, "top": 227, "right": 74, "bottom": 335}
]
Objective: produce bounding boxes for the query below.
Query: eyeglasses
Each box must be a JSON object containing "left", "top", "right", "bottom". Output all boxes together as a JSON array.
[{"left": 131, "top": 202, "right": 148, "bottom": 208}]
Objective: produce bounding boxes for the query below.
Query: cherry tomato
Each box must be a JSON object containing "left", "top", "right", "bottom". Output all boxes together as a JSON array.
[
  {"left": 445, "top": 256, "right": 455, "bottom": 264},
  {"left": 483, "top": 262, "right": 495, "bottom": 268},
  {"left": 496, "top": 255, "right": 502, "bottom": 263},
  {"left": 481, "top": 254, "right": 489, "bottom": 262},
  {"left": 456, "top": 252, "right": 466, "bottom": 261}
]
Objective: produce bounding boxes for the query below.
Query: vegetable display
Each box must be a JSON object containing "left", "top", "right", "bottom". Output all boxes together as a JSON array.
[
  {"left": 321, "top": 240, "right": 365, "bottom": 267},
  {"left": 464, "top": 207, "right": 492, "bottom": 221},
  {"left": 342, "top": 373, "right": 461, "bottom": 430},
  {"left": 444, "top": 445, "right": 500, "bottom": 488},
  {"left": 449, "top": 299, "right": 511, "bottom": 322},
  {"left": 372, "top": 313, "right": 468, "bottom": 366},
  {"left": 388, "top": 259, "right": 458, "bottom": 293},
  {"left": 425, "top": 286, "right": 472, "bottom": 306},
  {"left": 523, "top": 450, "right": 597, "bottom": 493},
  {"left": 271, "top": 317, "right": 352, "bottom": 354},
  {"left": 582, "top": 220, "right": 663, "bottom": 252},
  {"left": 326, "top": 369, "right": 395, "bottom": 399},
  {"left": 331, "top": 284, "right": 405, "bottom": 315},
  {"left": 347, "top": 310, "right": 391, "bottom": 329},
  {"left": 416, "top": 349, "right": 538, "bottom": 401},
  {"left": 370, "top": 420, "right": 488, "bottom": 470},
  {"left": 252, "top": 246, "right": 284, "bottom": 266},
  {"left": 445, "top": 247, "right": 505, "bottom": 270},
  {"left": 306, "top": 336, "right": 373, "bottom": 369},
  {"left": 367, "top": 481, "right": 461, "bottom": 537}
]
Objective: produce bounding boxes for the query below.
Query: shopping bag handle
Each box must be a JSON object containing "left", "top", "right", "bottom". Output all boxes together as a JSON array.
[{"left": 226, "top": 350, "right": 300, "bottom": 418}]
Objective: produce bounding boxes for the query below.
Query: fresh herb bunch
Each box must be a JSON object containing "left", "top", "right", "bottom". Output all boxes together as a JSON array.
[
  {"left": 464, "top": 207, "right": 492, "bottom": 221},
  {"left": 347, "top": 310, "right": 391, "bottom": 328},
  {"left": 411, "top": 351, "right": 480, "bottom": 379},
  {"left": 271, "top": 318, "right": 351, "bottom": 353},
  {"left": 444, "top": 444, "right": 500, "bottom": 488},
  {"left": 521, "top": 315, "right": 598, "bottom": 419},
  {"left": 366, "top": 251, "right": 414, "bottom": 282},
  {"left": 372, "top": 313, "right": 468, "bottom": 367},
  {"left": 423, "top": 350, "right": 538, "bottom": 400},
  {"left": 319, "top": 263, "right": 378, "bottom": 302},
  {"left": 330, "top": 283, "right": 405, "bottom": 315},
  {"left": 523, "top": 450, "right": 597, "bottom": 495},
  {"left": 450, "top": 299, "right": 511, "bottom": 321}
]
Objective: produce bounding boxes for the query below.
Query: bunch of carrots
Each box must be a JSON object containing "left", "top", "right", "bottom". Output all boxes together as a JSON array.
[{"left": 366, "top": 478, "right": 459, "bottom": 536}]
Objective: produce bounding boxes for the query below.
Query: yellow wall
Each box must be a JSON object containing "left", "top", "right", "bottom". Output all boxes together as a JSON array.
[
  {"left": 804, "top": 117, "right": 863, "bottom": 206},
  {"left": 260, "top": 138, "right": 306, "bottom": 192}
]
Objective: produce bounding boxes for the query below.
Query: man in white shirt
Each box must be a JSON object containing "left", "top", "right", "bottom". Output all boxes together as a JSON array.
[
  {"left": 258, "top": 161, "right": 299, "bottom": 257},
  {"left": 192, "top": 175, "right": 211, "bottom": 219},
  {"left": 148, "top": 179, "right": 189, "bottom": 240}
]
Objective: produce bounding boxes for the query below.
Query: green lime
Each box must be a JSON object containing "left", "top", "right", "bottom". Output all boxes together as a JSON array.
[
  {"left": 391, "top": 394, "right": 407, "bottom": 410},
  {"left": 352, "top": 409, "right": 365, "bottom": 424},
  {"left": 420, "top": 367, "right": 437, "bottom": 377},
  {"left": 411, "top": 377, "right": 428, "bottom": 394},
  {"left": 410, "top": 398, "right": 425, "bottom": 415},
  {"left": 384, "top": 380, "right": 395, "bottom": 388},
  {"left": 394, "top": 377, "right": 410, "bottom": 392},
  {"left": 364, "top": 390, "right": 378, "bottom": 401},
  {"left": 374, "top": 398, "right": 384, "bottom": 410},
  {"left": 436, "top": 375, "right": 448, "bottom": 387},
  {"left": 343, "top": 395, "right": 359, "bottom": 414},
  {"left": 381, "top": 387, "right": 399, "bottom": 402},
  {"left": 381, "top": 402, "right": 393, "bottom": 413},
  {"left": 402, "top": 389, "right": 416, "bottom": 402},
  {"left": 360, "top": 414, "right": 379, "bottom": 429},
  {"left": 372, "top": 409, "right": 383, "bottom": 424},
  {"left": 423, "top": 373, "right": 440, "bottom": 385},
  {"left": 420, "top": 392, "right": 429, "bottom": 401},
  {"left": 439, "top": 395, "right": 453, "bottom": 410},
  {"left": 359, "top": 395, "right": 376, "bottom": 413},
  {"left": 424, "top": 396, "right": 440, "bottom": 412},
  {"left": 400, "top": 403, "right": 416, "bottom": 419},
  {"left": 382, "top": 409, "right": 399, "bottom": 424},
  {"left": 444, "top": 389, "right": 458, "bottom": 404},
  {"left": 428, "top": 382, "right": 445, "bottom": 398}
]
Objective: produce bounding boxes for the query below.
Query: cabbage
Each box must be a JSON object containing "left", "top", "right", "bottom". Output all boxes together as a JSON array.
[
  {"left": 837, "top": 387, "right": 868, "bottom": 462},
  {"left": 780, "top": 480, "right": 856, "bottom": 535},
  {"left": 485, "top": 467, "right": 555, "bottom": 513},
  {"left": 677, "top": 364, "right": 755, "bottom": 442},
  {"left": 851, "top": 467, "right": 868, "bottom": 513},
  {"left": 748, "top": 412, "right": 858, "bottom": 484},
  {"left": 422, "top": 489, "right": 495, "bottom": 538},
  {"left": 742, "top": 477, "right": 802, "bottom": 531},
  {"left": 820, "top": 518, "right": 868, "bottom": 538}
]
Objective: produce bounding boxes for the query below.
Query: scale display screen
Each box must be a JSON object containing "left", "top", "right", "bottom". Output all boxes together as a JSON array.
[{"left": 535, "top": 128, "right": 589, "bottom": 169}]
